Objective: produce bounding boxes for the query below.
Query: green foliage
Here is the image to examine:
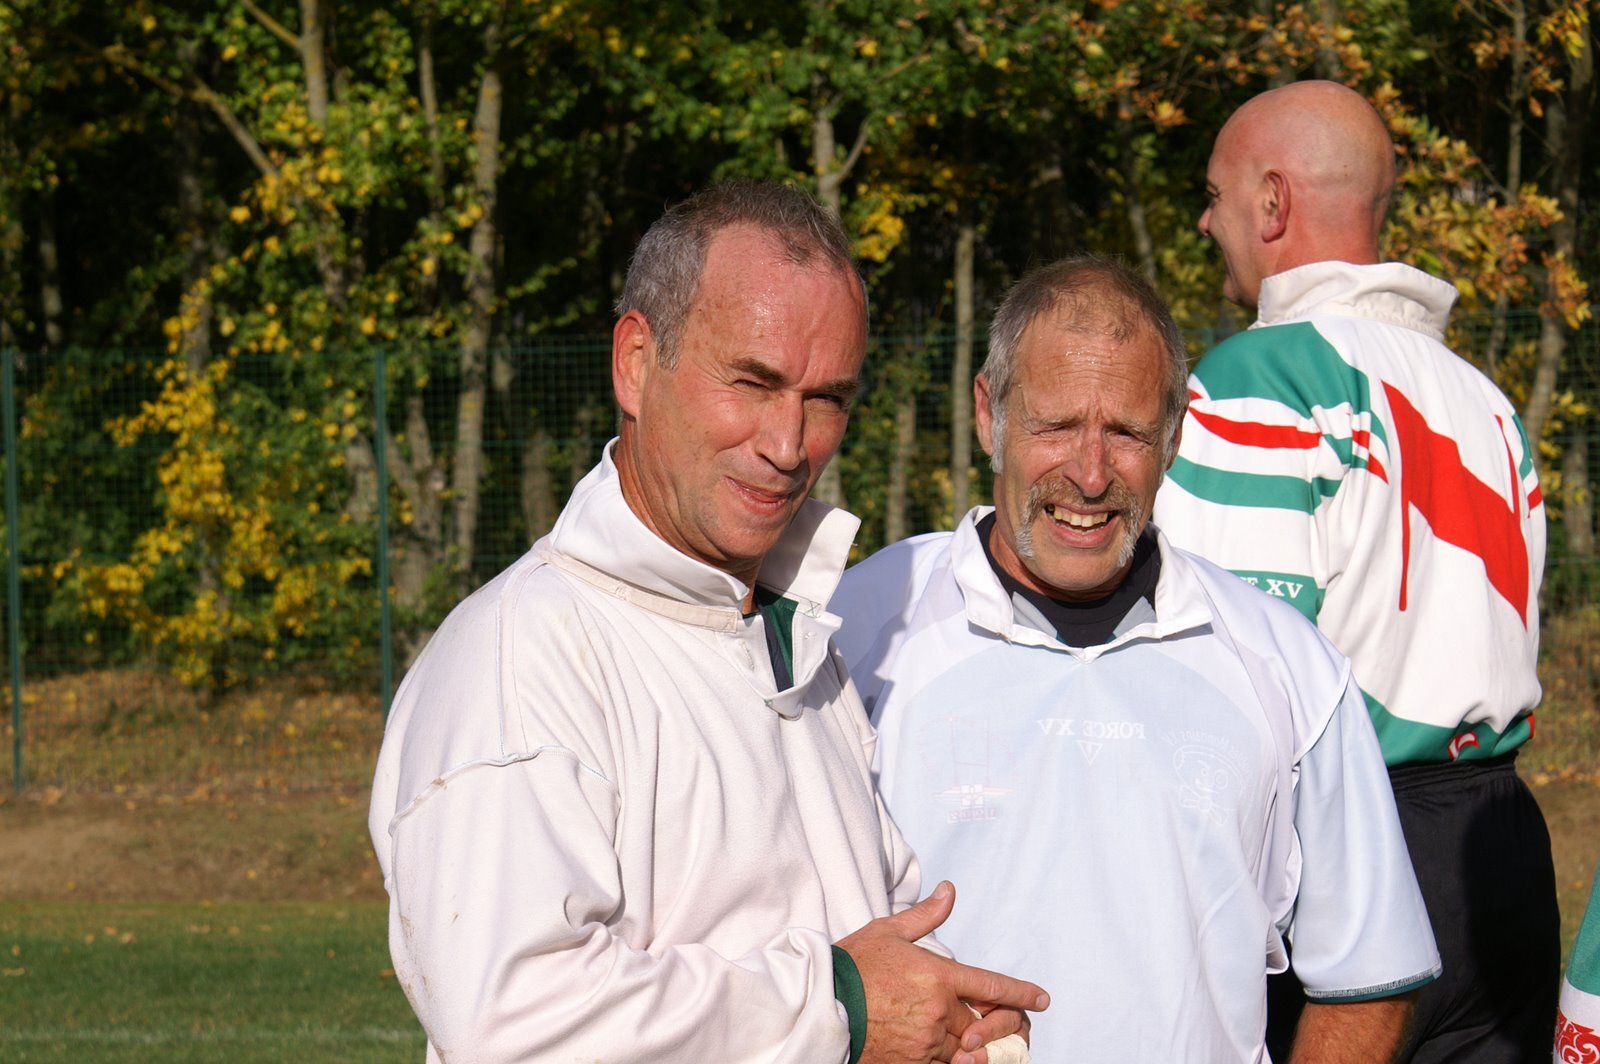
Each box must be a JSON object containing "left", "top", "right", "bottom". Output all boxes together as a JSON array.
[{"left": 2, "top": 0, "right": 1596, "bottom": 690}]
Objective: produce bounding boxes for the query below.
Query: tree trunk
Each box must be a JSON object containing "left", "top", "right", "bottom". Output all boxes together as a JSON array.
[
  {"left": 175, "top": 50, "right": 212, "bottom": 375},
  {"left": 300, "top": 0, "right": 328, "bottom": 125},
  {"left": 387, "top": 393, "right": 447, "bottom": 663},
  {"left": 1565, "top": 423, "right": 1594, "bottom": 558},
  {"left": 807, "top": 81, "right": 856, "bottom": 509},
  {"left": 1115, "top": 98, "right": 1156, "bottom": 282},
  {"left": 1485, "top": 0, "right": 1528, "bottom": 379},
  {"left": 1522, "top": 18, "right": 1593, "bottom": 451},
  {"left": 1316, "top": 0, "right": 1342, "bottom": 79},
  {"left": 1259, "top": 0, "right": 1293, "bottom": 87},
  {"left": 450, "top": 13, "right": 504, "bottom": 587},
  {"left": 418, "top": 7, "right": 446, "bottom": 313},
  {"left": 886, "top": 388, "right": 916, "bottom": 544},
  {"left": 0, "top": 103, "right": 15, "bottom": 350},
  {"left": 296, "top": 0, "right": 348, "bottom": 311},
  {"left": 521, "top": 428, "right": 557, "bottom": 543},
  {"left": 950, "top": 221, "right": 976, "bottom": 523},
  {"left": 812, "top": 96, "right": 846, "bottom": 217},
  {"left": 173, "top": 42, "right": 227, "bottom": 637},
  {"left": 36, "top": 185, "right": 62, "bottom": 350}
]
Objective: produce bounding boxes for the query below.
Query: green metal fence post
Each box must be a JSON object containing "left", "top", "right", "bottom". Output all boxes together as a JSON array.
[
  {"left": 4, "top": 349, "right": 23, "bottom": 792},
  {"left": 376, "top": 349, "right": 394, "bottom": 719}
]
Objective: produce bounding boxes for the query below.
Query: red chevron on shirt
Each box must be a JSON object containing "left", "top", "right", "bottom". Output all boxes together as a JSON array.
[{"left": 1384, "top": 382, "right": 1530, "bottom": 626}]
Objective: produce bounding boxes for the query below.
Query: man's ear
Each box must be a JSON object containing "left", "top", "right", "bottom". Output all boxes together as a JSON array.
[
  {"left": 974, "top": 374, "right": 996, "bottom": 457},
  {"left": 1166, "top": 416, "right": 1184, "bottom": 471},
  {"left": 1260, "top": 169, "right": 1290, "bottom": 243},
  {"left": 613, "top": 310, "right": 655, "bottom": 419}
]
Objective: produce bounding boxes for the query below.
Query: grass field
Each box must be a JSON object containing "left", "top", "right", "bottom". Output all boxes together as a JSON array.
[
  {"left": 1, "top": 656, "right": 1598, "bottom": 1060},
  {"left": 0, "top": 901, "right": 422, "bottom": 1063}
]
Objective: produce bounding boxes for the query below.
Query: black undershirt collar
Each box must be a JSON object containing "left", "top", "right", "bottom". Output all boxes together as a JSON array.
[{"left": 976, "top": 511, "right": 1161, "bottom": 647}]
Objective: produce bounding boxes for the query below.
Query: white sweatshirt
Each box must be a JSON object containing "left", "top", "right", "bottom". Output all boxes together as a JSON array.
[{"left": 370, "top": 443, "right": 922, "bottom": 1063}]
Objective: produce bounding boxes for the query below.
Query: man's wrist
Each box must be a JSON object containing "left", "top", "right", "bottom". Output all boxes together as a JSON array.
[{"left": 831, "top": 944, "right": 867, "bottom": 1064}]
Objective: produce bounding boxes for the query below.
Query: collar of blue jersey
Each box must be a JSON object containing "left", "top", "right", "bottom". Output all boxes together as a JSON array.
[
  {"left": 1253, "top": 260, "right": 1457, "bottom": 341},
  {"left": 946, "top": 506, "right": 1213, "bottom": 661}
]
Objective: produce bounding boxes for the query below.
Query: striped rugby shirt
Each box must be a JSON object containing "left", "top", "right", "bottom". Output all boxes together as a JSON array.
[{"left": 1154, "top": 261, "right": 1545, "bottom": 767}]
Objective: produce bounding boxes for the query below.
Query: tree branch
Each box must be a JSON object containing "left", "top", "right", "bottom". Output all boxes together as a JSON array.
[
  {"left": 194, "top": 80, "right": 278, "bottom": 178},
  {"left": 837, "top": 118, "right": 871, "bottom": 182},
  {"left": 90, "top": 40, "right": 278, "bottom": 179},
  {"left": 239, "top": 0, "right": 300, "bottom": 50}
]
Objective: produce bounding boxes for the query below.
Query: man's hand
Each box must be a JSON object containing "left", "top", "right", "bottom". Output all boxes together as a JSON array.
[
  {"left": 1287, "top": 992, "right": 1417, "bottom": 1064},
  {"left": 835, "top": 881, "right": 1049, "bottom": 1064}
]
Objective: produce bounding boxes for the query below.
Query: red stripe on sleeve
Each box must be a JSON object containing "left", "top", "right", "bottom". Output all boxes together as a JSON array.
[{"left": 1189, "top": 408, "right": 1322, "bottom": 450}]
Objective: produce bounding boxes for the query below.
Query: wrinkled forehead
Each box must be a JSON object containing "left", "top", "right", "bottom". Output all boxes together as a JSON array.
[
  {"left": 1016, "top": 310, "right": 1165, "bottom": 394},
  {"left": 1035, "top": 292, "right": 1157, "bottom": 350}
]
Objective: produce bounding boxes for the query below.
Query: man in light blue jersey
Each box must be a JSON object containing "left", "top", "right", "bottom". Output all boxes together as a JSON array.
[{"left": 834, "top": 255, "right": 1438, "bottom": 1062}]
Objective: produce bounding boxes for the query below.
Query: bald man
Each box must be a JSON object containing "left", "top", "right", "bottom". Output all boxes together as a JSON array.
[{"left": 1156, "top": 81, "right": 1558, "bottom": 1063}]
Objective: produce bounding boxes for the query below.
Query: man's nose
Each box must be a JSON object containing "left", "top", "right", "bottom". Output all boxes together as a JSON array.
[
  {"left": 756, "top": 394, "right": 805, "bottom": 472},
  {"left": 1062, "top": 436, "right": 1113, "bottom": 499}
]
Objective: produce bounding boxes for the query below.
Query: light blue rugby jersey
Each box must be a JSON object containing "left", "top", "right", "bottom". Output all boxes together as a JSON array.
[{"left": 832, "top": 510, "right": 1439, "bottom": 1064}]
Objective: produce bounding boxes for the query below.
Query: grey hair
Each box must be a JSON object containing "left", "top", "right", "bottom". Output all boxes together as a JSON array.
[
  {"left": 981, "top": 255, "right": 1189, "bottom": 470},
  {"left": 615, "top": 181, "right": 866, "bottom": 368}
]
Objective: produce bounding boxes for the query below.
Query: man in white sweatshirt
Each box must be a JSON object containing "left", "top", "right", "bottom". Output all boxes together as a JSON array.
[{"left": 368, "top": 181, "right": 1047, "bottom": 1064}]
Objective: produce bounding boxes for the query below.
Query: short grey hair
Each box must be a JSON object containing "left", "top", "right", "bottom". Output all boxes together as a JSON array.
[
  {"left": 981, "top": 255, "right": 1189, "bottom": 469},
  {"left": 615, "top": 181, "right": 865, "bottom": 368}
]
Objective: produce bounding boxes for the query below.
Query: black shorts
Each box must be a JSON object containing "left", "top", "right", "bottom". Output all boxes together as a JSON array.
[{"left": 1267, "top": 752, "right": 1560, "bottom": 1063}]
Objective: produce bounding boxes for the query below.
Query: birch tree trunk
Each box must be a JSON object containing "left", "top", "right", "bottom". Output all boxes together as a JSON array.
[
  {"left": 418, "top": 7, "right": 447, "bottom": 313},
  {"left": 450, "top": 11, "right": 504, "bottom": 587},
  {"left": 300, "top": 0, "right": 328, "bottom": 123},
  {"left": 1115, "top": 98, "right": 1156, "bottom": 283},
  {"left": 1566, "top": 425, "right": 1594, "bottom": 557},
  {"left": 950, "top": 222, "right": 976, "bottom": 522},
  {"left": 36, "top": 185, "right": 61, "bottom": 350},
  {"left": 807, "top": 80, "right": 867, "bottom": 510},
  {"left": 298, "top": 0, "right": 347, "bottom": 311},
  {"left": 886, "top": 387, "right": 916, "bottom": 544},
  {"left": 1522, "top": 17, "right": 1593, "bottom": 453},
  {"left": 1485, "top": 0, "right": 1527, "bottom": 378},
  {"left": 175, "top": 48, "right": 212, "bottom": 375},
  {"left": 1316, "top": 0, "right": 1343, "bottom": 79}
]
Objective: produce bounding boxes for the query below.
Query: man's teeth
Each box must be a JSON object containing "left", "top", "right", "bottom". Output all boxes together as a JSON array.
[{"left": 1044, "top": 504, "right": 1110, "bottom": 530}]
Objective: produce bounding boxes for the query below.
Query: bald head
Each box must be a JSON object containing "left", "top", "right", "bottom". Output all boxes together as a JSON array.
[{"left": 1200, "top": 81, "right": 1396, "bottom": 309}]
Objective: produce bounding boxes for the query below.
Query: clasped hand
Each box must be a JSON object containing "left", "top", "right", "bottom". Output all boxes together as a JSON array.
[{"left": 835, "top": 881, "right": 1048, "bottom": 1064}]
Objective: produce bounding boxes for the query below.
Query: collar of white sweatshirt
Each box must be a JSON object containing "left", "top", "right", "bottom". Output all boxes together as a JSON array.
[{"left": 543, "top": 439, "right": 862, "bottom": 718}]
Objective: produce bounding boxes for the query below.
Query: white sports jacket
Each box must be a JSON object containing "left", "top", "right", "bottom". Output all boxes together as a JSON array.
[
  {"left": 1155, "top": 261, "right": 1545, "bottom": 766},
  {"left": 370, "top": 443, "right": 920, "bottom": 1063}
]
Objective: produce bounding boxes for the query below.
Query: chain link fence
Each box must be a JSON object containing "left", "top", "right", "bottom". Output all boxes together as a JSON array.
[{"left": 4, "top": 313, "right": 1598, "bottom": 793}]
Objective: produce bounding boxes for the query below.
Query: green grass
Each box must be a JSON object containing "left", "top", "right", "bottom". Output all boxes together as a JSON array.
[{"left": 0, "top": 900, "right": 424, "bottom": 1063}]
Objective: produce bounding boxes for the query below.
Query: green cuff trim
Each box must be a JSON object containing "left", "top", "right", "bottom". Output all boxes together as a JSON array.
[{"left": 831, "top": 945, "right": 867, "bottom": 1064}]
